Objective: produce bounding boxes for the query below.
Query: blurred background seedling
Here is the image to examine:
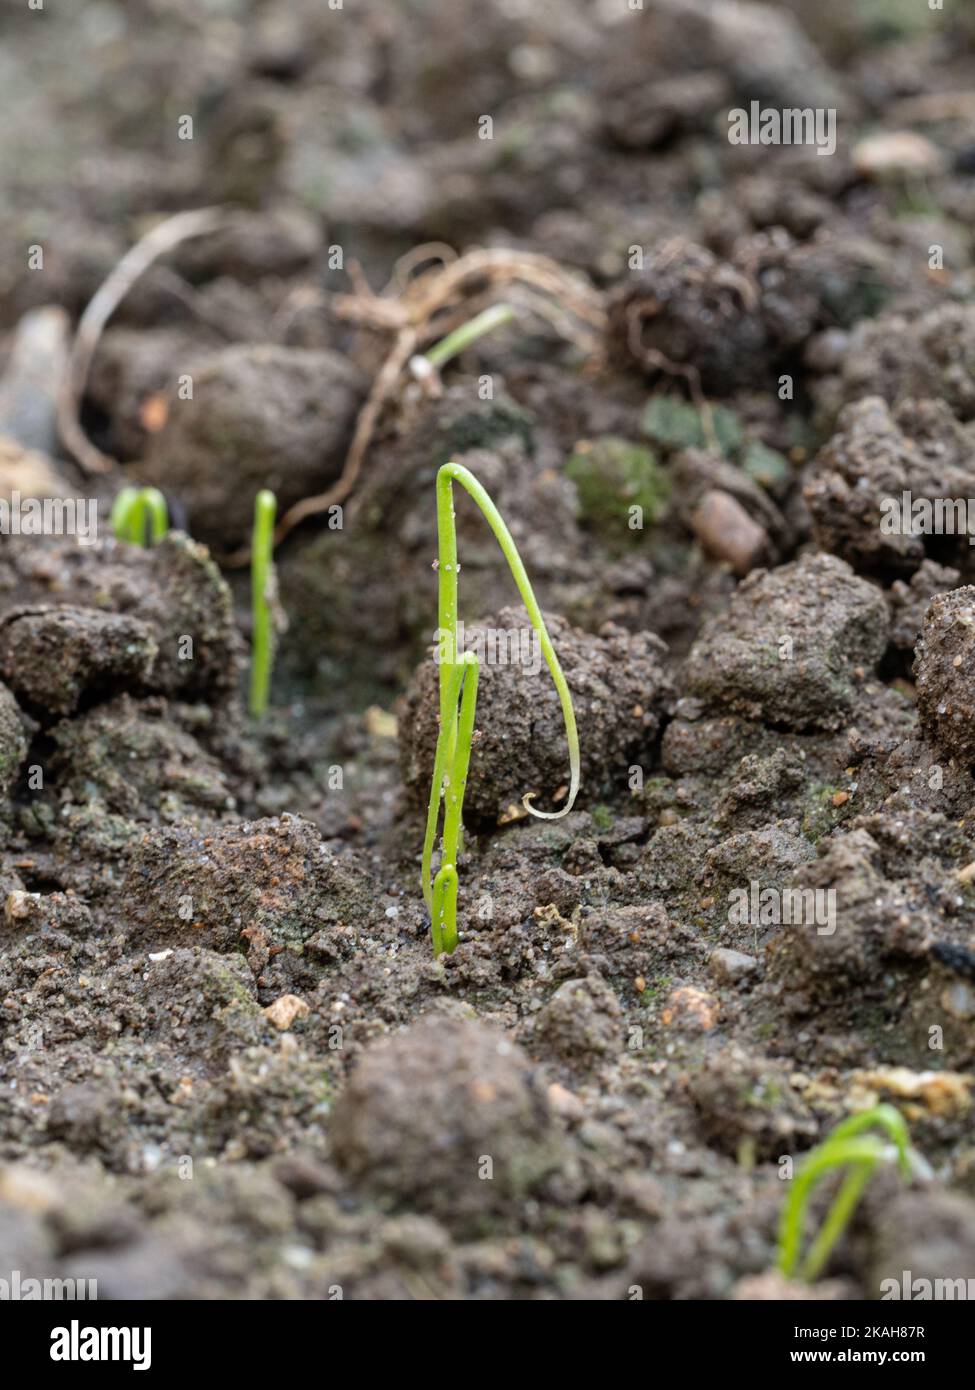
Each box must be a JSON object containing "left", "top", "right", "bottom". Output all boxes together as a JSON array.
[
  {"left": 777, "top": 1103, "right": 920, "bottom": 1283},
  {"left": 409, "top": 302, "right": 515, "bottom": 394},
  {"left": 249, "top": 489, "right": 277, "bottom": 718},
  {"left": 110, "top": 485, "right": 168, "bottom": 546}
]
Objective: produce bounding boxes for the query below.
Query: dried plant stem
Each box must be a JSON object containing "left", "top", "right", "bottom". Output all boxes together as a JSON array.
[
  {"left": 58, "top": 207, "right": 228, "bottom": 476},
  {"left": 263, "top": 247, "right": 606, "bottom": 555}
]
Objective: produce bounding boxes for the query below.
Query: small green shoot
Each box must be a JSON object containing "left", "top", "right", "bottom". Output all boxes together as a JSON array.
[
  {"left": 249, "top": 489, "right": 277, "bottom": 719},
  {"left": 410, "top": 304, "right": 515, "bottom": 391},
  {"left": 777, "top": 1104, "right": 915, "bottom": 1283},
  {"left": 422, "top": 461, "right": 580, "bottom": 956},
  {"left": 110, "top": 486, "right": 168, "bottom": 546},
  {"left": 423, "top": 303, "right": 515, "bottom": 372}
]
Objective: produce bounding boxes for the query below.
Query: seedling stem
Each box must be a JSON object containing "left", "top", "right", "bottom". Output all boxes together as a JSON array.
[
  {"left": 423, "top": 303, "right": 515, "bottom": 372},
  {"left": 249, "top": 489, "right": 277, "bottom": 718},
  {"left": 423, "top": 461, "right": 580, "bottom": 955}
]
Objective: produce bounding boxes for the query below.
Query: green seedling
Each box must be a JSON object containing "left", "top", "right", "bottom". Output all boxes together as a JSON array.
[
  {"left": 249, "top": 489, "right": 277, "bottom": 718},
  {"left": 424, "top": 303, "right": 514, "bottom": 370},
  {"left": 777, "top": 1104, "right": 915, "bottom": 1283},
  {"left": 110, "top": 486, "right": 168, "bottom": 546},
  {"left": 410, "top": 304, "right": 515, "bottom": 389},
  {"left": 422, "top": 460, "right": 580, "bottom": 956}
]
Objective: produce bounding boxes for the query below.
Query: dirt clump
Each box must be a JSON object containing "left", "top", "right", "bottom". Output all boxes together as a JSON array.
[
  {"left": 0, "top": 534, "right": 242, "bottom": 706},
  {"left": 128, "top": 947, "right": 268, "bottom": 1063},
  {"left": 682, "top": 552, "right": 888, "bottom": 730},
  {"left": 686, "top": 1044, "right": 818, "bottom": 1160},
  {"left": 806, "top": 397, "right": 975, "bottom": 576},
  {"left": 765, "top": 822, "right": 953, "bottom": 1020},
  {"left": 400, "top": 605, "right": 671, "bottom": 824},
  {"left": 914, "top": 587, "right": 975, "bottom": 766},
  {"left": 826, "top": 304, "right": 975, "bottom": 424},
  {"left": 608, "top": 239, "right": 769, "bottom": 394},
  {"left": 0, "top": 680, "right": 27, "bottom": 815},
  {"left": 47, "top": 695, "right": 235, "bottom": 847},
  {"left": 888, "top": 562, "right": 961, "bottom": 655},
  {"left": 86, "top": 327, "right": 221, "bottom": 463},
  {"left": 0, "top": 608, "right": 158, "bottom": 718},
  {"left": 329, "top": 1014, "right": 569, "bottom": 1232},
  {"left": 613, "top": 0, "right": 845, "bottom": 113},
  {"left": 120, "top": 813, "right": 372, "bottom": 972},
  {"left": 135, "top": 345, "right": 365, "bottom": 547},
  {"left": 869, "top": 1190, "right": 975, "bottom": 1300},
  {"left": 577, "top": 901, "right": 686, "bottom": 985},
  {"left": 529, "top": 974, "right": 623, "bottom": 1073},
  {"left": 609, "top": 232, "right": 891, "bottom": 395},
  {"left": 47, "top": 1082, "right": 131, "bottom": 1159}
]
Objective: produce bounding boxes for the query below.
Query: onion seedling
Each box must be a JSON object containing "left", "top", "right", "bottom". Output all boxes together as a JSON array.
[
  {"left": 409, "top": 303, "right": 514, "bottom": 391},
  {"left": 777, "top": 1104, "right": 916, "bottom": 1283},
  {"left": 249, "top": 489, "right": 277, "bottom": 718},
  {"left": 110, "top": 486, "right": 168, "bottom": 546},
  {"left": 422, "top": 460, "right": 580, "bottom": 955},
  {"left": 424, "top": 303, "right": 515, "bottom": 371}
]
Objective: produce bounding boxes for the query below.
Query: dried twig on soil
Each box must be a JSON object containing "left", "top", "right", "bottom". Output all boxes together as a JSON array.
[
  {"left": 270, "top": 247, "right": 608, "bottom": 551},
  {"left": 58, "top": 207, "right": 229, "bottom": 475}
]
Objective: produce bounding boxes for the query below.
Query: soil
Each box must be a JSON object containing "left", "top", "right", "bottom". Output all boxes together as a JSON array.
[{"left": 1, "top": 0, "right": 975, "bottom": 1302}]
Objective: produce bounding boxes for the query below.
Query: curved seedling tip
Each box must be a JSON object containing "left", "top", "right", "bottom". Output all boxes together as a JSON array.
[
  {"left": 828, "top": 1102, "right": 913, "bottom": 1178},
  {"left": 522, "top": 754, "right": 580, "bottom": 821},
  {"left": 111, "top": 485, "right": 168, "bottom": 546}
]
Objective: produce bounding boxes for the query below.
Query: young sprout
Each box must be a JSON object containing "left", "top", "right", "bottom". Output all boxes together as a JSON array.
[
  {"left": 110, "top": 486, "right": 140, "bottom": 541},
  {"left": 777, "top": 1104, "right": 915, "bottom": 1283},
  {"left": 410, "top": 304, "right": 515, "bottom": 390},
  {"left": 110, "top": 486, "right": 169, "bottom": 546},
  {"left": 249, "top": 489, "right": 277, "bottom": 719},
  {"left": 422, "top": 460, "right": 580, "bottom": 956}
]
